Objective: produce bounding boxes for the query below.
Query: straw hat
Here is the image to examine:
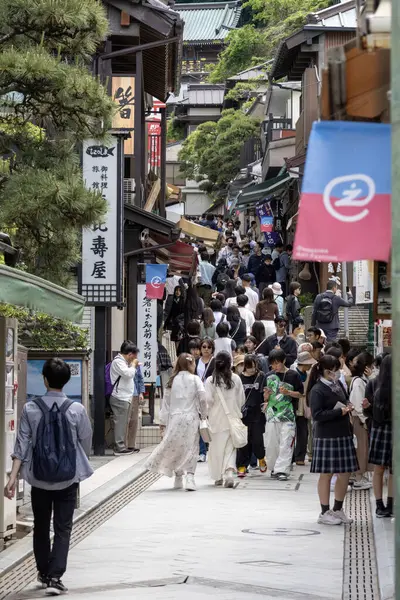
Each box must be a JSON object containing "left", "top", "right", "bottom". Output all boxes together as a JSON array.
[{"left": 297, "top": 351, "right": 317, "bottom": 366}]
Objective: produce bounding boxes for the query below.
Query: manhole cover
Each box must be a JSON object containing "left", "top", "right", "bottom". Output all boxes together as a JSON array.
[{"left": 242, "top": 527, "right": 320, "bottom": 537}]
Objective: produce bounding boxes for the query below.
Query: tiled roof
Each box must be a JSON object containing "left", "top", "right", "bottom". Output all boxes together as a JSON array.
[
  {"left": 305, "top": 0, "right": 356, "bottom": 29},
  {"left": 175, "top": 1, "right": 242, "bottom": 44}
]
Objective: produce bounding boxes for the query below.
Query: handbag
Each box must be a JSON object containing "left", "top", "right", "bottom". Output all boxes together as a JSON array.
[
  {"left": 216, "top": 386, "right": 247, "bottom": 449},
  {"left": 200, "top": 419, "right": 212, "bottom": 443}
]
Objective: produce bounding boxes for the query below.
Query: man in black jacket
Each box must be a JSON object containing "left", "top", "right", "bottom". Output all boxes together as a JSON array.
[
  {"left": 312, "top": 280, "right": 353, "bottom": 342},
  {"left": 262, "top": 316, "right": 298, "bottom": 368}
]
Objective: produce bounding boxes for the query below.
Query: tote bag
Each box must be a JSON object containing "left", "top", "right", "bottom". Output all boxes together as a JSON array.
[{"left": 216, "top": 387, "right": 247, "bottom": 449}]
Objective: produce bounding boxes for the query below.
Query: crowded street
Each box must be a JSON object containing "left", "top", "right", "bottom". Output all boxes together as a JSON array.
[{"left": 0, "top": 0, "right": 396, "bottom": 599}]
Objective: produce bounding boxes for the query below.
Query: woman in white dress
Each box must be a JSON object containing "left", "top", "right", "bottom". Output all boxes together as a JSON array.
[
  {"left": 205, "top": 351, "right": 246, "bottom": 488},
  {"left": 146, "top": 354, "right": 207, "bottom": 491}
]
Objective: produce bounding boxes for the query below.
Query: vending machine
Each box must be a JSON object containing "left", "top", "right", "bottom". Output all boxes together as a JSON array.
[{"left": 0, "top": 317, "right": 18, "bottom": 539}]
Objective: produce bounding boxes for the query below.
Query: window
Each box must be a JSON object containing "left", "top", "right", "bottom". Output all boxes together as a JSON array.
[{"left": 166, "top": 162, "right": 185, "bottom": 186}]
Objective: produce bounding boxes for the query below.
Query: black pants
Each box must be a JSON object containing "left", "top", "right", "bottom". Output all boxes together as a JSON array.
[
  {"left": 237, "top": 420, "right": 265, "bottom": 468},
  {"left": 294, "top": 416, "right": 308, "bottom": 462},
  {"left": 31, "top": 483, "right": 78, "bottom": 579}
]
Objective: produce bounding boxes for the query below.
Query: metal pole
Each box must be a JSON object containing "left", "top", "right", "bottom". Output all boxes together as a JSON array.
[
  {"left": 391, "top": 2, "right": 400, "bottom": 596},
  {"left": 341, "top": 261, "right": 350, "bottom": 337},
  {"left": 159, "top": 107, "right": 167, "bottom": 219},
  {"left": 93, "top": 306, "right": 107, "bottom": 455},
  {"left": 135, "top": 51, "right": 143, "bottom": 208}
]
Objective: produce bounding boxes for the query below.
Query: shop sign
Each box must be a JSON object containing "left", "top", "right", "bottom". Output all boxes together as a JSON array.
[
  {"left": 112, "top": 76, "right": 135, "bottom": 154},
  {"left": 137, "top": 284, "right": 157, "bottom": 383},
  {"left": 80, "top": 136, "right": 123, "bottom": 305},
  {"left": 294, "top": 122, "right": 391, "bottom": 262},
  {"left": 353, "top": 260, "right": 374, "bottom": 304}
]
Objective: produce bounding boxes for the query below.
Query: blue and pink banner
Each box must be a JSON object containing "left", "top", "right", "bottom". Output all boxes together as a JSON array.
[
  {"left": 145, "top": 264, "right": 168, "bottom": 300},
  {"left": 294, "top": 122, "right": 391, "bottom": 262}
]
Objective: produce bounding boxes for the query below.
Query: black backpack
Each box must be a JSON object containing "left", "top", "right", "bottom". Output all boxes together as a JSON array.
[
  {"left": 32, "top": 397, "right": 77, "bottom": 483},
  {"left": 316, "top": 293, "right": 334, "bottom": 324},
  {"left": 272, "top": 255, "right": 281, "bottom": 270}
]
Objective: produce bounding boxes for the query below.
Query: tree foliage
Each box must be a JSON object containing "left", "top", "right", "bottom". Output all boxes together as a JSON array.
[
  {"left": 0, "top": 303, "right": 89, "bottom": 351},
  {"left": 178, "top": 109, "right": 260, "bottom": 192},
  {"left": 208, "top": 25, "right": 267, "bottom": 83},
  {"left": 209, "top": 0, "right": 331, "bottom": 82},
  {"left": 0, "top": 0, "right": 116, "bottom": 286}
]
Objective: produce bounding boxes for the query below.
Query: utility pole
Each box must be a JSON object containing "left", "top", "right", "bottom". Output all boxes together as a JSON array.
[{"left": 391, "top": 1, "right": 400, "bottom": 597}]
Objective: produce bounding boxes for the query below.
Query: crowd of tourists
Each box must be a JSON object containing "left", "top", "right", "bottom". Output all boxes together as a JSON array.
[{"left": 141, "top": 217, "right": 393, "bottom": 526}]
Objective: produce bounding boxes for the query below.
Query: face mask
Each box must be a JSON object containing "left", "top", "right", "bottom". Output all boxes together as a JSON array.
[{"left": 328, "top": 371, "right": 341, "bottom": 383}]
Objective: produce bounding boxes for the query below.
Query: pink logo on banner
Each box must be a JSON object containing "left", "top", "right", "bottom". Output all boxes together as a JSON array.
[{"left": 293, "top": 122, "right": 391, "bottom": 263}]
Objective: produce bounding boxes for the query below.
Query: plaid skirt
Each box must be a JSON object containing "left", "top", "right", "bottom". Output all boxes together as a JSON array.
[
  {"left": 311, "top": 436, "right": 358, "bottom": 474},
  {"left": 368, "top": 423, "right": 392, "bottom": 468}
]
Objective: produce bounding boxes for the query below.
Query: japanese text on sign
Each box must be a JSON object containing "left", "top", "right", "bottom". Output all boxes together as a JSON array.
[
  {"left": 82, "top": 139, "right": 118, "bottom": 287},
  {"left": 137, "top": 284, "right": 157, "bottom": 383}
]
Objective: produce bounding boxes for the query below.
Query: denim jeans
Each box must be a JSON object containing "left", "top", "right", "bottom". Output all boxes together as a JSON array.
[{"left": 199, "top": 437, "right": 208, "bottom": 456}]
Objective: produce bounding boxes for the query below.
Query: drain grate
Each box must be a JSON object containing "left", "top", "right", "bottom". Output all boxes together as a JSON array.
[
  {"left": 342, "top": 490, "right": 380, "bottom": 600},
  {"left": 0, "top": 471, "right": 160, "bottom": 600}
]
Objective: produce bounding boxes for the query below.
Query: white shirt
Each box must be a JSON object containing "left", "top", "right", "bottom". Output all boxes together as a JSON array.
[
  {"left": 244, "top": 286, "right": 259, "bottom": 314},
  {"left": 205, "top": 373, "right": 245, "bottom": 433},
  {"left": 165, "top": 275, "right": 181, "bottom": 297},
  {"left": 110, "top": 354, "right": 137, "bottom": 403},
  {"left": 225, "top": 297, "right": 238, "bottom": 309},
  {"left": 213, "top": 311, "right": 228, "bottom": 328},
  {"left": 159, "top": 371, "right": 206, "bottom": 427},
  {"left": 197, "top": 358, "right": 207, "bottom": 382},
  {"left": 349, "top": 375, "right": 368, "bottom": 423},
  {"left": 238, "top": 306, "right": 255, "bottom": 335},
  {"left": 214, "top": 337, "right": 234, "bottom": 357}
]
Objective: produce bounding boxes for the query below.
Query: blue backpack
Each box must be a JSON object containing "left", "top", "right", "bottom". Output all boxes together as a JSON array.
[
  {"left": 32, "top": 397, "right": 76, "bottom": 483},
  {"left": 105, "top": 362, "right": 121, "bottom": 401}
]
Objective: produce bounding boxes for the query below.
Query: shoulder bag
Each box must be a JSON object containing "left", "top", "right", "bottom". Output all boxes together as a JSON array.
[
  {"left": 200, "top": 418, "right": 212, "bottom": 443},
  {"left": 216, "top": 386, "right": 247, "bottom": 448}
]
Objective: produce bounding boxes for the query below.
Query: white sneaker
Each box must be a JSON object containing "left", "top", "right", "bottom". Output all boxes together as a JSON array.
[
  {"left": 174, "top": 475, "right": 183, "bottom": 489},
  {"left": 318, "top": 510, "right": 343, "bottom": 526},
  {"left": 224, "top": 472, "right": 234, "bottom": 488},
  {"left": 185, "top": 474, "right": 196, "bottom": 491},
  {"left": 353, "top": 478, "right": 372, "bottom": 490},
  {"left": 197, "top": 454, "right": 206, "bottom": 463},
  {"left": 215, "top": 479, "right": 223, "bottom": 487},
  {"left": 333, "top": 509, "right": 353, "bottom": 524}
]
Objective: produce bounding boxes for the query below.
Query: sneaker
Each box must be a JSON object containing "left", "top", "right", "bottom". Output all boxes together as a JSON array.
[
  {"left": 376, "top": 506, "right": 391, "bottom": 518},
  {"left": 270, "top": 471, "right": 279, "bottom": 479},
  {"left": 37, "top": 573, "right": 48, "bottom": 589},
  {"left": 185, "top": 474, "right": 196, "bottom": 491},
  {"left": 197, "top": 454, "right": 206, "bottom": 463},
  {"left": 296, "top": 461, "right": 305, "bottom": 466},
  {"left": 174, "top": 475, "right": 183, "bottom": 489},
  {"left": 277, "top": 473, "right": 288, "bottom": 481},
  {"left": 224, "top": 473, "right": 234, "bottom": 488},
  {"left": 46, "top": 579, "right": 68, "bottom": 596},
  {"left": 237, "top": 467, "right": 247, "bottom": 478},
  {"left": 215, "top": 479, "right": 223, "bottom": 487},
  {"left": 259, "top": 459, "right": 267, "bottom": 473},
  {"left": 113, "top": 448, "right": 134, "bottom": 456},
  {"left": 127, "top": 447, "right": 140, "bottom": 453},
  {"left": 333, "top": 509, "right": 353, "bottom": 524},
  {"left": 353, "top": 478, "right": 372, "bottom": 490},
  {"left": 317, "top": 510, "right": 343, "bottom": 526},
  {"left": 249, "top": 464, "right": 259, "bottom": 470}
]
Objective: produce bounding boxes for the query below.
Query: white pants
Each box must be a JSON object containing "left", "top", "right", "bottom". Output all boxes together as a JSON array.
[{"left": 264, "top": 421, "right": 296, "bottom": 476}]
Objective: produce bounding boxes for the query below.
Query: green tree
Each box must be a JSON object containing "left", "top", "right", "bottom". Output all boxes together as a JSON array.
[
  {"left": 208, "top": 25, "right": 267, "bottom": 83},
  {"left": 0, "top": 0, "right": 116, "bottom": 286},
  {"left": 178, "top": 109, "right": 260, "bottom": 192},
  {"left": 209, "top": 0, "right": 331, "bottom": 82}
]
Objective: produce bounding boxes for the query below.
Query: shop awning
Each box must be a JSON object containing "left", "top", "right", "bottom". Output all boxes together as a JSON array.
[
  {"left": 0, "top": 265, "right": 85, "bottom": 323},
  {"left": 235, "top": 172, "right": 292, "bottom": 208},
  {"left": 178, "top": 217, "right": 220, "bottom": 243},
  {"left": 149, "top": 233, "right": 197, "bottom": 274}
]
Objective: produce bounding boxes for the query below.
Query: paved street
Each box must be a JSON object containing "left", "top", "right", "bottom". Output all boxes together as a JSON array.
[{"left": 19, "top": 463, "right": 344, "bottom": 600}]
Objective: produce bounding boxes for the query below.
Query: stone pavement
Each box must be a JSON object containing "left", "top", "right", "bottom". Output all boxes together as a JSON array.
[{"left": 13, "top": 463, "right": 347, "bottom": 600}]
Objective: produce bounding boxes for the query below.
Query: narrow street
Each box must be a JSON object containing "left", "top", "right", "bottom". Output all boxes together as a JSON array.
[{"left": 10, "top": 460, "right": 346, "bottom": 600}]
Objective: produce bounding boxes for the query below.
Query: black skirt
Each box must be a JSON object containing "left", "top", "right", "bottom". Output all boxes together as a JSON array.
[
  {"left": 311, "top": 436, "right": 358, "bottom": 474},
  {"left": 368, "top": 423, "right": 392, "bottom": 468}
]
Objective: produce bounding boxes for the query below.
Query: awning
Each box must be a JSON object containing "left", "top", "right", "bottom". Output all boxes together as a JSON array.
[
  {"left": 178, "top": 217, "right": 220, "bottom": 243},
  {"left": 0, "top": 265, "right": 85, "bottom": 323},
  {"left": 235, "top": 173, "right": 292, "bottom": 208},
  {"left": 149, "top": 233, "right": 196, "bottom": 274}
]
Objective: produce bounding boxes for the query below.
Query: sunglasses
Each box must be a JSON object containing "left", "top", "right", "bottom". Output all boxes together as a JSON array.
[{"left": 202, "top": 345, "right": 212, "bottom": 350}]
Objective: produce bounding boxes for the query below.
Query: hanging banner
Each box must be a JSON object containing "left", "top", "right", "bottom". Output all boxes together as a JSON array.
[
  {"left": 353, "top": 260, "right": 374, "bottom": 304},
  {"left": 260, "top": 216, "right": 274, "bottom": 233},
  {"left": 145, "top": 264, "right": 168, "bottom": 300},
  {"left": 293, "top": 122, "right": 391, "bottom": 262},
  {"left": 80, "top": 137, "right": 123, "bottom": 305},
  {"left": 137, "top": 284, "right": 157, "bottom": 383}
]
